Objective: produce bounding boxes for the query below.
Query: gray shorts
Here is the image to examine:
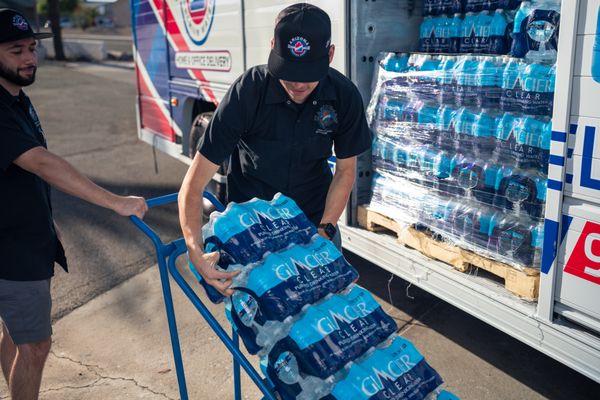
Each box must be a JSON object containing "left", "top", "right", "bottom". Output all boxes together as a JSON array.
[{"left": 0, "top": 279, "right": 52, "bottom": 345}]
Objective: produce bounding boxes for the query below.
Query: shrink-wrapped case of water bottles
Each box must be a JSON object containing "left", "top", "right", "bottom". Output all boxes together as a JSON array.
[
  {"left": 419, "top": 0, "right": 562, "bottom": 64},
  {"left": 366, "top": 41, "right": 558, "bottom": 270},
  {"left": 190, "top": 193, "right": 459, "bottom": 399}
]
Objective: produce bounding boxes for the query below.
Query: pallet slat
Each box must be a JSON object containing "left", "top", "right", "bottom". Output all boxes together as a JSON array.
[{"left": 357, "top": 206, "right": 540, "bottom": 300}]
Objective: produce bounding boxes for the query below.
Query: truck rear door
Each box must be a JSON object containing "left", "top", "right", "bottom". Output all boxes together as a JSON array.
[{"left": 544, "top": 0, "right": 600, "bottom": 333}]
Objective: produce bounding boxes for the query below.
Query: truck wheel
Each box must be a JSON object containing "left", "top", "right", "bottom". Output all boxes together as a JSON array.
[{"left": 189, "top": 112, "right": 228, "bottom": 217}]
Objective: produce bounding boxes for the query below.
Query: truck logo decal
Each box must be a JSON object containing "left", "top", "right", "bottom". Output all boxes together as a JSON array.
[
  {"left": 170, "top": 0, "right": 216, "bottom": 46},
  {"left": 564, "top": 221, "right": 600, "bottom": 285}
]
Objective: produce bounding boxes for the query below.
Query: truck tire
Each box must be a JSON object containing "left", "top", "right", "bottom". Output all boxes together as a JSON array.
[{"left": 189, "top": 112, "right": 228, "bottom": 216}]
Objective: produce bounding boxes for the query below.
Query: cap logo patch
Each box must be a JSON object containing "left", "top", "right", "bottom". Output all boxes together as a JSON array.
[
  {"left": 12, "top": 15, "right": 29, "bottom": 31},
  {"left": 288, "top": 36, "right": 310, "bottom": 57}
]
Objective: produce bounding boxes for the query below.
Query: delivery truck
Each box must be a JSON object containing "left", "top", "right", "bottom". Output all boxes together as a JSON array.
[{"left": 129, "top": 0, "right": 600, "bottom": 383}]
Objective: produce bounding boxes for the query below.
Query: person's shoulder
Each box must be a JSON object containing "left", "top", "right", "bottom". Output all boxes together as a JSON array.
[
  {"left": 237, "top": 65, "right": 270, "bottom": 88},
  {"left": 326, "top": 67, "right": 363, "bottom": 103}
]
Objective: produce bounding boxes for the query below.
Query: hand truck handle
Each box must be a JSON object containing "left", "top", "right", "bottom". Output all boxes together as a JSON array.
[{"left": 129, "top": 191, "right": 225, "bottom": 248}]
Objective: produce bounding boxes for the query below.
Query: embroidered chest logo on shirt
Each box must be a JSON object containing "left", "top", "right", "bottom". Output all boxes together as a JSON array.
[
  {"left": 288, "top": 36, "right": 311, "bottom": 57},
  {"left": 314, "top": 104, "right": 337, "bottom": 135}
]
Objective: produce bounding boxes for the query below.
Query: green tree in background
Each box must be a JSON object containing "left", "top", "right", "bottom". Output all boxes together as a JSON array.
[{"left": 37, "top": 0, "right": 79, "bottom": 15}]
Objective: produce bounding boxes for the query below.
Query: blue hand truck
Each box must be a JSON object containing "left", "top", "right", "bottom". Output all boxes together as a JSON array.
[{"left": 129, "top": 192, "right": 278, "bottom": 400}]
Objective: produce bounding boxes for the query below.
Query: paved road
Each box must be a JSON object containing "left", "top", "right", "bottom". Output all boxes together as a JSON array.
[
  {"left": 28, "top": 62, "right": 188, "bottom": 321},
  {"left": 23, "top": 62, "right": 599, "bottom": 399}
]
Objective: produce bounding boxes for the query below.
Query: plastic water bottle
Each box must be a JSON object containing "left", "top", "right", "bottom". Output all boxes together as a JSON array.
[
  {"left": 511, "top": 0, "right": 561, "bottom": 63},
  {"left": 454, "top": 107, "right": 477, "bottom": 153},
  {"left": 438, "top": 15, "right": 454, "bottom": 53},
  {"left": 472, "top": 110, "right": 497, "bottom": 158},
  {"left": 418, "top": 104, "right": 441, "bottom": 144},
  {"left": 514, "top": 115, "right": 552, "bottom": 172},
  {"left": 436, "top": 105, "right": 459, "bottom": 151},
  {"left": 500, "top": 57, "right": 523, "bottom": 113},
  {"left": 449, "top": 14, "right": 463, "bottom": 53},
  {"left": 454, "top": 56, "right": 480, "bottom": 107},
  {"left": 520, "top": 62, "right": 555, "bottom": 117},
  {"left": 460, "top": 12, "right": 478, "bottom": 53},
  {"left": 465, "top": 0, "right": 481, "bottom": 12},
  {"left": 424, "top": 0, "right": 439, "bottom": 16},
  {"left": 410, "top": 54, "right": 442, "bottom": 102},
  {"left": 487, "top": 214, "right": 543, "bottom": 267},
  {"left": 494, "top": 169, "right": 548, "bottom": 219},
  {"left": 593, "top": 6, "right": 600, "bottom": 83},
  {"left": 382, "top": 53, "right": 409, "bottom": 72},
  {"left": 489, "top": 9, "right": 510, "bottom": 54},
  {"left": 437, "top": 56, "right": 457, "bottom": 105},
  {"left": 474, "top": 10, "right": 494, "bottom": 53},
  {"left": 381, "top": 96, "right": 405, "bottom": 122},
  {"left": 420, "top": 16, "right": 436, "bottom": 52},
  {"left": 450, "top": 155, "right": 499, "bottom": 205},
  {"left": 449, "top": 202, "right": 480, "bottom": 244},
  {"left": 493, "top": 112, "right": 519, "bottom": 165},
  {"left": 500, "top": 0, "right": 524, "bottom": 10},
  {"left": 476, "top": 56, "right": 501, "bottom": 108},
  {"left": 437, "top": 390, "right": 462, "bottom": 400},
  {"left": 451, "top": 0, "right": 467, "bottom": 14}
]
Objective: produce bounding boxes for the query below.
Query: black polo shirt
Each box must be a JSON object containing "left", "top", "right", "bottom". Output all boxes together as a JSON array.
[
  {"left": 0, "top": 84, "right": 67, "bottom": 281},
  {"left": 198, "top": 65, "right": 372, "bottom": 225}
]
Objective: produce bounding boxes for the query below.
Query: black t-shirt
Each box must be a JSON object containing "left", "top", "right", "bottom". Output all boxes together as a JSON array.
[
  {"left": 0, "top": 84, "right": 67, "bottom": 281},
  {"left": 198, "top": 65, "right": 372, "bottom": 225}
]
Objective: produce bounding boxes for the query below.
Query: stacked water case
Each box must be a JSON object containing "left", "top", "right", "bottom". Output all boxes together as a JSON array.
[
  {"left": 367, "top": 0, "right": 561, "bottom": 271},
  {"left": 194, "top": 194, "right": 460, "bottom": 400}
]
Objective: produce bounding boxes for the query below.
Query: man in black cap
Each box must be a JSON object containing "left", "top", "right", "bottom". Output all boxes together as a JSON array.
[
  {"left": 179, "top": 3, "right": 371, "bottom": 295},
  {"left": 0, "top": 9, "right": 148, "bottom": 399}
]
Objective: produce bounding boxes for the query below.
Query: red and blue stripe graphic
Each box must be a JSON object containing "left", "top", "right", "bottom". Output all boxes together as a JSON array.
[{"left": 132, "top": 0, "right": 218, "bottom": 141}]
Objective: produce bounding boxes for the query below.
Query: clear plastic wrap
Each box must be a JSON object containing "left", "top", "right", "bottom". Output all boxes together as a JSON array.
[
  {"left": 511, "top": 0, "right": 561, "bottom": 63},
  {"left": 366, "top": 52, "right": 554, "bottom": 270},
  {"left": 369, "top": 173, "right": 543, "bottom": 269},
  {"left": 199, "top": 195, "right": 455, "bottom": 400},
  {"left": 424, "top": 0, "right": 524, "bottom": 16}
]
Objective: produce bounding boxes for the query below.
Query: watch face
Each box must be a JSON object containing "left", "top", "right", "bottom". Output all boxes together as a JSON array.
[{"left": 325, "top": 224, "right": 337, "bottom": 239}]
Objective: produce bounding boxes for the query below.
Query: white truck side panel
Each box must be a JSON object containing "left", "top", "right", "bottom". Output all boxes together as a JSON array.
[{"left": 554, "top": 0, "right": 600, "bottom": 332}]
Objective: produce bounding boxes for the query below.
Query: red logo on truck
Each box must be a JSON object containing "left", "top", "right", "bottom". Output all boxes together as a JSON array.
[{"left": 564, "top": 221, "right": 600, "bottom": 285}]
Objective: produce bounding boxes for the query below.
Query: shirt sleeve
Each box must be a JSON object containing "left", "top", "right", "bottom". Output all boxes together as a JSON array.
[
  {"left": 0, "top": 111, "right": 40, "bottom": 171},
  {"left": 333, "top": 85, "right": 373, "bottom": 159},
  {"left": 198, "top": 71, "right": 257, "bottom": 165}
]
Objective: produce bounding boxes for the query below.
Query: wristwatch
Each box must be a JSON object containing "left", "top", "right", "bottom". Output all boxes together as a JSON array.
[{"left": 318, "top": 223, "right": 337, "bottom": 240}]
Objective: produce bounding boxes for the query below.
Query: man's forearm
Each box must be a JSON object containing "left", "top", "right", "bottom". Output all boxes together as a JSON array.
[
  {"left": 35, "top": 152, "right": 118, "bottom": 210},
  {"left": 320, "top": 169, "right": 355, "bottom": 225},
  {"left": 178, "top": 153, "right": 220, "bottom": 253},
  {"left": 179, "top": 182, "right": 206, "bottom": 254}
]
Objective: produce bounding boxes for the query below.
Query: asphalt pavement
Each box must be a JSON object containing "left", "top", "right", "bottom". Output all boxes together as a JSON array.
[{"left": 0, "top": 62, "right": 598, "bottom": 399}]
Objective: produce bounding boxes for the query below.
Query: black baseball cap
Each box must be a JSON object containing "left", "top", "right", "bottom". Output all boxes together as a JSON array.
[
  {"left": 268, "top": 3, "right": 331, "bottom": 83},
  {"left": 0, "top": 9, "right": 52, "bottom": 44}
]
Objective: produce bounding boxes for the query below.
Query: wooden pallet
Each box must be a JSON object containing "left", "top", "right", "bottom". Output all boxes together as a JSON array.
[{"left": 357, "top": 205, "right": 540, "bottom": 300}]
